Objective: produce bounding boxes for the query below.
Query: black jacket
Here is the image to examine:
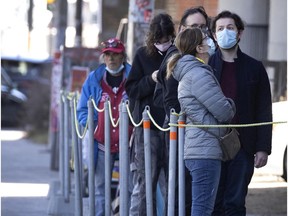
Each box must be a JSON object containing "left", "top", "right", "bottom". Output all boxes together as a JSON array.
[
  {"left": 125, "top": 46, "right": 167, "bottom": 130},
  {"left": 208, "top": 48, "right": 272, "bottom": 155},
  {"left": 153, "top": 45, "right": 181, "bottom": 117}
]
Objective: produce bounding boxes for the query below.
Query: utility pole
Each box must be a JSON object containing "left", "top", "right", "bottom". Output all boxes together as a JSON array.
[
  {"left": 49, "top": 0, "right": 68, "bottom": 171},
  {"left": 55, "top": 0, "right": 68, "bottom": 49},
  {"left": 75, "top": 0, "right": 82, "bottom": 47},
  {"left": 127, "top": 0, "right": 155, "bottom": 61}
]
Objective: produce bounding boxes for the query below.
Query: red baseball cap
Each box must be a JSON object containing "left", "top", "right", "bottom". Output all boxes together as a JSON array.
[{"left": 101, "top": 38, "right": 125, "bottom": 54}]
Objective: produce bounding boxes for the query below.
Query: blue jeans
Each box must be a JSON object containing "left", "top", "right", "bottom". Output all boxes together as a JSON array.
[
  {"left": 185, "top": 159, "right": 221, "bottom": 216},
  {"left": 94, "top": 150, "right": 118, "bottom": 216},
  {"left": 212, "top": 148, "right": 254, "bottom": 216}
]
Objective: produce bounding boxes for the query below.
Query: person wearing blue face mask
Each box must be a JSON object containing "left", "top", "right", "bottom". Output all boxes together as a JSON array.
[{"left": 208, "top": 10, "right": 272, "bottom": 216}]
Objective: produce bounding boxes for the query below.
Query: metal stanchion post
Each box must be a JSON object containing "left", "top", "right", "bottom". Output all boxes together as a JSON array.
[
  {"left": 167, "top": 110, "right": 178, "bottom": 216},
  {"left": 178, "top": 114, "right": 185, "bottom": 216},
  {"left": 104, "top": 100, "right": 111, "bottom": 216},
  {"left": 88, "top": 98, "right": 95, "bottom": 216},
  {"left": 143, "top": 107, "right": 153, "bottom": 216},
  {"left": 59, "top": 92, "right": 65, "bottom": 195},
  {"left": 119, "top": 101, "right": 130, "bottom": 216},
  {"left": 64, "top": 93, "right": 70, "bottom": 202},
  {"left": 71, "top": 96, "right": 83, "bottom": 216}
]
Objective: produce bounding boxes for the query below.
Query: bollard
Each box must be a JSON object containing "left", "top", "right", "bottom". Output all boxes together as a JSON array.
[
  {"left": 178, "top": 114, "right": 186, "bottom": 216},
  {"left": 104, "top": 100, "right": 111, "bottom": 216},
  {"left": 59, "top": 92, "right": 65, "bottom": 195},
  {"left": 78, "top": 127, "right": 84, "bottom": 199},
  {"left": 119, "top": 100, "right": 130, "bottom": 216},
  {"left": 70, "top": 96, "right": 83, "bottom": 216},
  {"left": 64, "top": 93, "right": 71, "bottom": 202},
  {"left": 47, "top": 92, "right": 75, "bottom": 216},
  {"left": 143, "top": 107, "right": 153, "bottom": 216},
  {"left": 167, "top": 109, "right": 178, "bottom": 216},
  {"left": 88, "top": 98, "right": 95, "bottom": 216}
]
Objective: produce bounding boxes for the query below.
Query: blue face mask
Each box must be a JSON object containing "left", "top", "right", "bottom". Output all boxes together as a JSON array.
[
  {"left": 105, "top": 64, "right": 124, "bottom": 75},
  {"left": 216, "top": 29, "right": 238, "bottom": 49},
  {"left": 207, "top": 37, "right": 216, "bottom": 56}
]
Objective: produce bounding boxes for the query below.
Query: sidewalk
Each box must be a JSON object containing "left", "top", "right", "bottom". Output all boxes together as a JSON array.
[
  {"left": 1, "top": 129, "right": 287, "bottom": 216},
  {"left": 1, "top": 129, "right": 59, "bottom": 216}
]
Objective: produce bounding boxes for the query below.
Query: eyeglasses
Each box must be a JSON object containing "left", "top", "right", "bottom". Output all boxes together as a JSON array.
[
  {"left": 101, "top": 39, "right": 122, "bottom": 48},
  {"left": 183, "top": 24, "right": 208, "bottom": 32}
]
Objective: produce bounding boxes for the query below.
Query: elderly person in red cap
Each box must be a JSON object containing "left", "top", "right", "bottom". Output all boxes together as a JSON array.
[{"left": 77, "top": 38, "right": 132, "bottom": 215}]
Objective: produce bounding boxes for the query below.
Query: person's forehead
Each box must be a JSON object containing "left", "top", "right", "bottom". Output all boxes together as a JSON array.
[
  {"left": 185, "top": 13, "right": 207, "bottom": 26},
  {"left": 216, "top": 17, "right": 236, "bottom": 27}
]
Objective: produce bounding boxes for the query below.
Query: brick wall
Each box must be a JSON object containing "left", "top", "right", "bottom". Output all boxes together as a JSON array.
[{"left": 156, "top": 0, "right": 218, "bottom": 26}]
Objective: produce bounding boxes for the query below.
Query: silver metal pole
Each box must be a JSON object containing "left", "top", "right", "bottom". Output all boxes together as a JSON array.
[
  {"left": 88, "top": 98, "right": 95, "bottom": 216},
  {"left": 119, "top": 101, "right": 129, "bottom": 216},
  {"left": 64, "top": 93, "right": 70, "bottom": 202},
  {"left": 78, "top": 127, "right": 84, "bottom": 199},
  {"left": 71, "top": 96, "right": 83, "bottom": 216},
  {"left": 104, "top": 100, "right": 111, "bottom": 216},
  {"left": 178, "top": 114, "right": 185, "bottom": 216},
  {"left": 143, "top": 106, "right": 153, "bottom": 216},
  {"left": 59, "top": 92, "right": 65, "bottom": 196},
  {"left": 167, "top": 110, "right": 178, "bottom": 216}
]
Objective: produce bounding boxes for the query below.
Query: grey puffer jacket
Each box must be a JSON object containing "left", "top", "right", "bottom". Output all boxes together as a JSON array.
[{"left": 172, "top": 55, "right": 236, "bottom": 160}]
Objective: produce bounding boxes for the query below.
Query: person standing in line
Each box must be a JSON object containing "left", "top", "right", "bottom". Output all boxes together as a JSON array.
[
  {"left": 166, "top": 27, "right": 236, "bottom": 216},
  {"left": 153, "top": 6, "right": 216, "bottom": 215},
  {"left": 77, "top": 38, "right": 132, "bottom": 216},
  {"left": 209, "top": 10, "right": 272, "bottom": 216},
  {"left": 125, "top": 13, "right": 176, "bottom": 216}
]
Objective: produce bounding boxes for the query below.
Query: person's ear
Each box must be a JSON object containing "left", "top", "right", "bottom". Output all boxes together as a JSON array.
[
  {"left": 238, "top": 30, "right": 243, "bottom": 39},
  {"left": 213, "top": 32, "right": 217, "bottom": 41},
  {"left": 196, "top": 44, "right": 205, "bottom": 54}
]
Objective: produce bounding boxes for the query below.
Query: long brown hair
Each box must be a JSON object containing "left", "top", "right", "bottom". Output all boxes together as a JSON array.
[{"left": 166, "top": 28, "right": 203, "bottom": 79}]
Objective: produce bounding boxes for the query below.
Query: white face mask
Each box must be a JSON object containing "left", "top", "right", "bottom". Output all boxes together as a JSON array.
[
  {"left": 154, "top": 40, "right": 172, "bottom": 52},
  {"left": 105, "top": 64, "right": 124, "bottom": 75},
  {"left": 216, "top": 28, "right": 238, "bottom": 49},
  {"left": 207, "top": 37, "right": 216, "bottom": 56}
]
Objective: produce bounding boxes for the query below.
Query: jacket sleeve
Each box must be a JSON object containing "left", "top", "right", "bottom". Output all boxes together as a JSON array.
[
  {"left": 192, "top": 69, "right": 236, "bottom": 123},
  {"left": 153, "top": 46, "right": 181, "bottom": 115},
  {"left": 255, "top": 62, "right": 272, "bottom": 153},
  {"left": 153, "top": 82, "right": 163, "bottom": 108},
  {"left": 125, "top": 49, "right": 156, "bottom": 100},
  {"left": 76, "top": 74, "right": 98, "bottom": 127},
  {"left": 164, "top": 76, "right": 181, "bottom": 114}
]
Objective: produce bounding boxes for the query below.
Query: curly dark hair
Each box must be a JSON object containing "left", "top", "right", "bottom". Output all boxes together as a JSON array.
[
  {"left": 145, "top": 13, "right": 175, "bottom": 56},
  {"left": 211, "top": 10, "right": 245, "bottom": 33}
]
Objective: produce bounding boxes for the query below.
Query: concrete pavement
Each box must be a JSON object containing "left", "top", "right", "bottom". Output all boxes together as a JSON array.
[{"left": 1, "top": 129, "right": 59, "bottom": 216}]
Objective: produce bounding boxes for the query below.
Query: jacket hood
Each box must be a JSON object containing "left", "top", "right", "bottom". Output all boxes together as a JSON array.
[{"left": 172, "top": 55, "right": 211, "bottom": 81}]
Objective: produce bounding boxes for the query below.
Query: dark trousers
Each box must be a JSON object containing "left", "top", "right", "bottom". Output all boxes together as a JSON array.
[{"left": 212, "top": 148, "right": 254, "bottom": 216}]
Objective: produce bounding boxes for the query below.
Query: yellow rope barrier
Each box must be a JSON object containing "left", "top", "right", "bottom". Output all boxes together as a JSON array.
[
  {"left": 65, "top": 91, "right": 287, "bottom": 139},
  {"left": 107, "top": 100, "right": 120, "bottom": 128},
  {"left": 146, "top": 110, "right": 170, "bottom": 132},
  {"left": 73, "top": 96, "right": 88, "bottom": 139},
  {"left": 125, "top": 103, "right": 144, "bottom": 127},
  {"left": 91, "top": 98, "right": 105, "bottom": 112},
  {"left": 169, "top": 121, "right": 287, "bottom": 128}
]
